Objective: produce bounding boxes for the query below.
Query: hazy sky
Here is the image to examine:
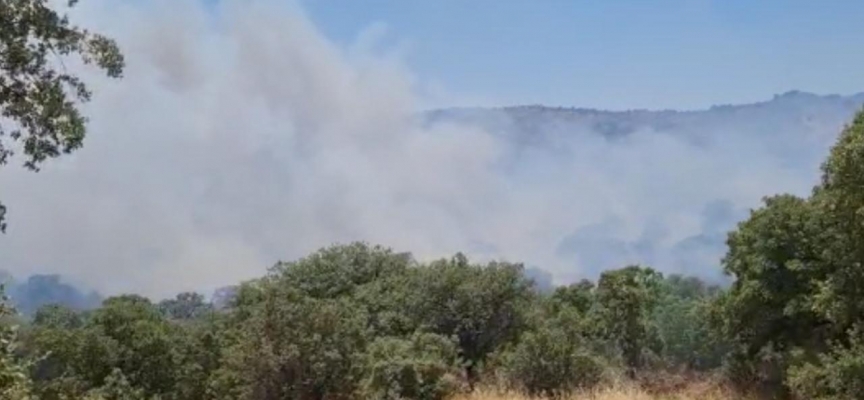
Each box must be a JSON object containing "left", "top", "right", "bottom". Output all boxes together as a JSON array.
[
  {"left": 302, "top": 0, "right": 864, "bottom": 109},
  {"left": 0, "top": 0, "right": 862, "bottom": 298}
]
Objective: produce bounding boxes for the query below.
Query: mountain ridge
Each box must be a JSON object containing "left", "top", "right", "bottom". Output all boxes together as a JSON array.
[
  {"left": 428, "top": 90, "right": 864, "bottom": 115},
  {"left": 423, "top": 91, "right": 864, "bottom": 145},
  {"left": 421, "top": 90, "right": 864, "bottom": 283}
]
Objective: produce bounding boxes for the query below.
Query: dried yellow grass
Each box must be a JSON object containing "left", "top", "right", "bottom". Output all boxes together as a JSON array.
[{"left": 451, "top": 382, "right": 747, "bottom": 400}]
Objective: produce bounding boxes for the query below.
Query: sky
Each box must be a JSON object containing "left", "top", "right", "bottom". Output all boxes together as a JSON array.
[
  {"left": 0, "top": 0, "right": 863, "bottom": 298},
  {"left": 301, "top": 0, "right": 864, "bottom": 110}
]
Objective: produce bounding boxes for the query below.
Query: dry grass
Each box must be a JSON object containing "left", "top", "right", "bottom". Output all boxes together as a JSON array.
[{"left": 451, "top": 381, "right": 748, "bottom": 400}]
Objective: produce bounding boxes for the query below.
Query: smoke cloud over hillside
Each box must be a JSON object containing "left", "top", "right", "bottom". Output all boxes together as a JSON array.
[{"left": 0, "top": 0, "right": 861, "bottom": 297}]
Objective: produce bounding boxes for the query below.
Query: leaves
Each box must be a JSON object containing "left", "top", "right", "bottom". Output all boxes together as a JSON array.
[
  {"left": 0, "top": 285, "right": 36, "bottom": 400},
  {"left": 500, "top": 323, "right": 607, "bottom": 396},
  {"left": 595, "top": 266, "right": 664, "bottom": 371},
  {"left": 361, "top": 332, "right": 463, "bottom": 400},
  {"left": 0, "top": 0, "right": 124, "bottom": 231}
]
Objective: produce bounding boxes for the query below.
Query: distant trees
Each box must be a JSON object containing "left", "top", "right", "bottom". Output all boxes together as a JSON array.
[
  {"left": 3, "top": 274, "right": 102, "bottom": 315},
  {"left": 0, "top": 241, "right": 781, "bottom": 398},
  {"left": 5, "top": 242, "right": 717, "bottom": 399},
  {"left": 0, "top": 236, "right": 830, "bottom": 398},
  {"left": 158, "top": 292, "right": 212, "bottom": 321}
]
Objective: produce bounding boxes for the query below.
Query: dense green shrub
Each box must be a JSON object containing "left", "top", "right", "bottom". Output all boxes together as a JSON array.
[
  {"left": 82, "top": 369, "right": 148, "bottom": 400},
  {"left": 654, "top": 279, "right": 727, "bottom": 370},
  {"left": 361, "top": 332, "right": 463, "bottom": 400},
  {"left": 788, "top": 327, "right": 864, "bottom": 400},
  {"left": 595, "top": 266, "right": 664, "bottom": 373},
  {"left": 501, "top": 325, "right": 607, "bottom": 396},
  {"left": 387, "top": 255, "right": 536, "bottom": 383},
  {"left": 216, "top": 283, "right": 369, "bottom": 400}
]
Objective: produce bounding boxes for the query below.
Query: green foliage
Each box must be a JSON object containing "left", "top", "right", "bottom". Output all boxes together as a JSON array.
[
  {"left": 713, "top": 108, "right": 864, "bottom": 397},
  {"left": 170, "top": 314, "right": 225, "bottom": 400},
  {"left": 271, "top": 242, "right": 412, "bottom": 299},
  {"left": 0, "top": 0, "right": 124, "bottom": 231},
  {"left": 595, "top": 266, "right": 664, "bottom": 372},
  {"left": 549, "top": 279, "right": 595, "bottom": 315},
  {"left": 714, "top": 199, "right": 821, "bottom": 392},
  {"left": 654, "top": 276, "right": 727, "bottom": 370},
  {"left": 500, "top": 322, "right": 607, "bottom": 396},
  {"left": 158, "top": 292, "right": 212, "bottom": 321},
  {"left": 787, "top": 325, "right": 864, "bottom": 400},
  {"left": 87, "top": 296, "right": 182, "bottom": 396},
  {"left": 812, "top": 110, "right": 864, "bottom": 331},
  {"left": 16, "top": 242, "right": 737, "bottom": 399},
  {"left": 361, "top": 332, "right": 463, "bottom": 400},
  {"left": 720, "top": 194, "right": 825, "bottom": 352},
  {"left": 399, "top": 254, "right": 536, "bottom": 382},
  {"left": 82, "top": 368, "right": 148, "bottom": 400},
  {"left": 32, "top": 304, "right": 82, "bottom": 329},
  {"left": 0, "top": 286, "right": 36, "bottom": 400},
  {"left": 217, "top": 278, "right": 369, "bottom": 400},
  {"left": 23, "top": 295, "right": 218, "bottom": 400}
]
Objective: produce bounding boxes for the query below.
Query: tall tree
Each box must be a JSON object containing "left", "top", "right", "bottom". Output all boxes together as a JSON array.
[
  {"left": 0, "top": 0, "right": 124, "bottom": 231},
  {"left": 595, "top": 265, "right": 664, "bottom": 374},
  {"left": 715, "top": 108, "right": 864, "bottom": 395},
  {"left": 401, "top": 254, "right": 535, "bottom": 384},
  {"left": 811, "top": 109, "right": 864, "bottom": 330}
]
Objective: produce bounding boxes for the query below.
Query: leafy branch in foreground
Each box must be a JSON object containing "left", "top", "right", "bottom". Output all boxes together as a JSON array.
[{"left": 0, "top": 0, "right": 124, "bottom": 232}]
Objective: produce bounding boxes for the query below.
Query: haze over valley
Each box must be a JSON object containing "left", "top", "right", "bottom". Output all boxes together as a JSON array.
[
  {"left": 0, "top": 0, "right": 862, "bottom": 300},
  {"left": 2, "top": 77, "right": 862, "bottom": 301}
]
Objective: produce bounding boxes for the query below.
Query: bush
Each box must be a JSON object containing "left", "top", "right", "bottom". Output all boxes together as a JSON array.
[
  {"left": 83, "top": 368, "right": 148, "bottom": 400},
  {"left": 788, "top": 327, "right": 864, "bottom": 400},
  {"left": 501, "top": 326, "right": 607, "bottom": 396},
  {"left": 216, "top": 285, "right": 369, "bottom": 400},
  {"left": 721, "top": 344, "right": 791, "bottom": 396},
  {"left": 361, "top": 332, "right": 463, "bottom": 400},
  {"left": 0, "top": 286, "right": 36, "bottom": 400}
]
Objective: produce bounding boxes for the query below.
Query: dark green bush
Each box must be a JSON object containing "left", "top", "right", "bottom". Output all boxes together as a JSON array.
[
  {"left": 361, "top": 332, "right": 463, "bottom": 400},
  {"left": 788, "top": 327, "right": 864, "bottom": 400},
  {"left": 501, "top": 326, "right": 607, "bottom": 396}
]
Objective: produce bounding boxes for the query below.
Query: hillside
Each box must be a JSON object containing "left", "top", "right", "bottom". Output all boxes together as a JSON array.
[
  {"left": 422, "top": 91, "right": 864, "bottom": 282},
  {"left": 5, "top": 91, "right": 864, "bottom": 302},
  {"left": 427, "top": 91, "right": 864, "bottom": 145}
]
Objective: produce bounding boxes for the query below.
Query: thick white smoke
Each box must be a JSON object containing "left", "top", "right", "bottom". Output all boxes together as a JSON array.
[{"left": 0, "top": 0, "right": 853, "bottom": 297}]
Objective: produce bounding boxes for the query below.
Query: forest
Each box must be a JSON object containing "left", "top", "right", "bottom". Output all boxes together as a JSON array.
[
  {"left": 1, "top": 109, "right": 864, "bottom": 399},
  {"left": 4, "top": 1, "right": 864, "bottom": 399}
]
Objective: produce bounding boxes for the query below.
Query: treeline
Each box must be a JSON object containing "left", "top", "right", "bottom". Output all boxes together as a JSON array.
[
  {"left": 0, "top": 248, "right": 723, "bottom": 400},
  {"left": 3, "top": 109, "right": 864, "bottom": 399},
  {"left": 0, "top": 273, "right": 103, "bottom": 316}
]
